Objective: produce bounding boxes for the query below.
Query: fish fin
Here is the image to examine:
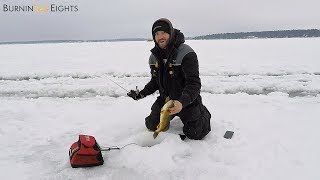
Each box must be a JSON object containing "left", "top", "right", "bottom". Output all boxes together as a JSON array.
[{"left": 153, "top": 132, "right": 159, "bottom": 139}]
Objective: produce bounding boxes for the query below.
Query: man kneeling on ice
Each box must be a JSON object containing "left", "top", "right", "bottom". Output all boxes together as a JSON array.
[{"left": 128, "top": 18, "right": 211, "bottom": 140}]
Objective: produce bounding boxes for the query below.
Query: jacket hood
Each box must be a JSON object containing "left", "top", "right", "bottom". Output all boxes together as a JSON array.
[
  {"left": 152, "top": 18, "right": 185, "bottom": 47},
  {"left": 151, "top": 18, "right": 185, "bottom": 58},
  {"left": 152, "top": 18, "right": 175, "bottom": 44},
  {"left": 151, "top": 28, "right": 185, "bottom": 59},
  {"left": 172, "top": 29, "right": 185, "bottom": 48},
  {"left": 152, "top": 29, "right": 185, "bottom": 51}
]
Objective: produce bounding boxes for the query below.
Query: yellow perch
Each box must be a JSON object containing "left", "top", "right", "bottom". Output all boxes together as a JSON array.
[{"left": 153, "top": 98, "right": 174, "bottom": 139}]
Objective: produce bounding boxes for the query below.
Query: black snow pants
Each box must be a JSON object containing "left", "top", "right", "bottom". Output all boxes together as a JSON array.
[{"left": 145, "top": 96, "right": 211, "bottom": 140}]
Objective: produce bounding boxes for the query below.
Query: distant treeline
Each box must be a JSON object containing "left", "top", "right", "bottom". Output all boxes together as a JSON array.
[{"left": 193, "top": 29, "right": 320, "bottom": 40}]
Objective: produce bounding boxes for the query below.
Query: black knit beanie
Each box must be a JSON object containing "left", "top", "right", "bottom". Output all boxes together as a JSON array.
[{"left": 152, "top": 20, "right": 171, "bottom": 37}]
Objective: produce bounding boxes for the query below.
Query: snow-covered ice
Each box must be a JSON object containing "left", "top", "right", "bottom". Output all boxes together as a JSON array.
[{"left": 0, "top": 38, "right": 320, "bottom": 180}]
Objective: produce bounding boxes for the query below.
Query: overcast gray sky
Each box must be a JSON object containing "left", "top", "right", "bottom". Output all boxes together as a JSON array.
[{"left": 0, "top": 0, "right": 319, "bottom": 42}]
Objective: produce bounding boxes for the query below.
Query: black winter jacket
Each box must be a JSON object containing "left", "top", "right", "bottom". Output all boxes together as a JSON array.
[{"left": 140, "top": 29, "right": 201, "bottom": 108}]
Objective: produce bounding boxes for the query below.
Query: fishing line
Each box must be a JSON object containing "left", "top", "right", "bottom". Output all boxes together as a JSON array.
[
  {"left": 100, "top": 143, "right": 140, "bottom": 151},
  {"left": 105, "top": 75, "right": 129, "bottom": 93}
]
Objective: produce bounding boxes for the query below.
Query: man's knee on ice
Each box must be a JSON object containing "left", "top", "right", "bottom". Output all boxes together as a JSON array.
[
  {"left": 183, "top": 121, "right": 204, "bottom": 140},
  {"left": 145, "top": 116, "right": 158, "bottom": 131}
]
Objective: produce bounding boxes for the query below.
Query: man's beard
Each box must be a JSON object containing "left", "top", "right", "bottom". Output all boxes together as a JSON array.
[{"left": 157, "top": 39, "right": 169, "bottom": 48}]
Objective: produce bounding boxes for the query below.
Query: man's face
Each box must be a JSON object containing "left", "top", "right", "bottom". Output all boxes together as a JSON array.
[{"left": 155, "top": 31, "right": 170, "bottom": 49}]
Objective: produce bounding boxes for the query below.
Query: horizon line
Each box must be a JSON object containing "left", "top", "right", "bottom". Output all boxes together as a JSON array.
[{"left": 0, "top": 28, "right": 319, "bottom": 45}]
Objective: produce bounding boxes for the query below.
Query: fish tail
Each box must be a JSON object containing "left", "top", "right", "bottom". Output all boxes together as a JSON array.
[{"left": 153, "top": 131, "right": 159, "bottom": 139}]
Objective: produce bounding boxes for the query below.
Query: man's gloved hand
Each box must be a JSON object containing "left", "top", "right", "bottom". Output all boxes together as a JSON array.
[{"left": 127, "top": 88, "right": 144, "bottom": 100}]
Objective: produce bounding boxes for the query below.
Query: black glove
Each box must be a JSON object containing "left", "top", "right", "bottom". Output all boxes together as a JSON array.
[{"left": 127, "top": 88, "right": 144, "bottom": 100}]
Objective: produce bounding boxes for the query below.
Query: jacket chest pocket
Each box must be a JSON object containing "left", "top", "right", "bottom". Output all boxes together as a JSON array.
[
  {"left": 167, "top": 65, "right": 184, "bottom": 92},
  {"left": 167, "top": 63, "right": 182, "bottom": 78},
  {"left": 170, "top": 65, "right": 184, "bottom": 81}
]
